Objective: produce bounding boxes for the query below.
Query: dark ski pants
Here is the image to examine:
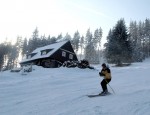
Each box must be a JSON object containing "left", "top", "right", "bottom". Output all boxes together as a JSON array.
[{"left": 101, "top": 79, "right": 111, "bottom": 92}]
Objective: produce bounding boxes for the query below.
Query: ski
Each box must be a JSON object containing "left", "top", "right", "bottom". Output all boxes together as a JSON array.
[{"left": 87, "top": 92, "right": 111, "bottom": 98}]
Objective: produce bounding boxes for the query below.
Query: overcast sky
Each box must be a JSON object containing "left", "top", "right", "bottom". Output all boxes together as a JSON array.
[{"left": 0, "top": 0, "right": 150, "bottom": 45}]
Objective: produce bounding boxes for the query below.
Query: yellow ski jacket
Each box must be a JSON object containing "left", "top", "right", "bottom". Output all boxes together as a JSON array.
[{"left": 100, "top": 68, "right": 111, "bottom": 79}]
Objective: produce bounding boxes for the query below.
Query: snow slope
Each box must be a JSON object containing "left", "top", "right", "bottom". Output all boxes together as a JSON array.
[{"left": 1, "top": 59, "right": 150, "bottom": 115}]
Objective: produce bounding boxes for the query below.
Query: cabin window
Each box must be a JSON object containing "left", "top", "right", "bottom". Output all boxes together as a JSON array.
[
  {"left": 62, "top": 51, "right": 66, "bottom": 57},
  {"left": 41, "top": 49, "right": 53, "bottom": 56},
  {"left": 69, "top": 54, "right": 73, "bottom": 59},
  {"left": 41, "top": 51, "right": 47, "bottom": 55},
  {"left": 27, "top": 53, "right": 37, "bottom": 59}
]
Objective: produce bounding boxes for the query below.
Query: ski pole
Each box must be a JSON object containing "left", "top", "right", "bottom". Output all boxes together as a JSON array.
[{"left": 105, "top": 79, "right": 115, "bottom": 94}]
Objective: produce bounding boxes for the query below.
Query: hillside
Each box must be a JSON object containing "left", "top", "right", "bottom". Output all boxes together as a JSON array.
[{"left": 0, "top": 59, "right": 150, "bottom": 115}]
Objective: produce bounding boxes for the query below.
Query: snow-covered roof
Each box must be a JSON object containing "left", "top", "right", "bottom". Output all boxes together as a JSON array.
[{"left": 20, "top": 40, "right": 68, "bottom": 63}]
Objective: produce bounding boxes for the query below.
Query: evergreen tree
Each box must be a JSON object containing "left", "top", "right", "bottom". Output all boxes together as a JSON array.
[
  {"left": 93, "top": 27, "right": 103, "bottom": 63},
  {"left": 129, "top": 21, "right": 141, "bottom": 62},
  {"left": 50, "top": 36, "right": 57, "bottom": 44},
  {"left": 85, "top": 43, "right": 96, "bottom": 63},
  {"left": 22, "top": 38, "right": 28, "bottom": 57},
  {"left": 40, "top": 35, "right": 47, "bottom": 46},
  {"left": 0, "top": 42, "right": 18, "bottom": 70},
  {"left": 0, "top": 43, "right": 6, "bottom": 69},
  {"left": 138, "top": 21, "right": 145, "bottom": 59},
  {"left": 14, "top": 36, "right": 23, "bottom": 66},
  {"left": 84, "top": 28, "right": 97, "bottom": 63},
  {"left": 7, "top": 45, "right": 18, "bottom": 69},
  {"left": 85, "top": 28, "right": 92, "bottom": 44},
  {"left": 28, "top": 27, "right": 39, "bottom": 53},
  {"left": 79, "top": 35, "right": 84, "bottom": 60},
  {"left": 105, "top": 19, "right": 132, "bottom": 65},
  {"left": 72, "top": 31, "right": 80, "bottom": 53},
  {"left": 57, "top": 33, "right": 63, "bottom": 41},
  {"left": 84, "top": 28, "right": 92, "bottom": 61},
  {"left": 64, "top": 33, "right": 72, "bottom": 41},
  {"left": 47, "top": 35, "right": 51, "bottom": 44},
  {"left": 104, "top": 29, "right": 113, "bottom": 63},
  {"left": 144, "top": 19, "right": 150, "bottom": 57}
]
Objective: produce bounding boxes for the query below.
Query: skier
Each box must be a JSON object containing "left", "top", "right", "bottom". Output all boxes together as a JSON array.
[{"left": 99, "top": 63, "right": 111, "bottom": 95}]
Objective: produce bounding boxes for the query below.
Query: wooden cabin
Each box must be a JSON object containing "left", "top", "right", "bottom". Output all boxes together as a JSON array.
[{"left": 20, "top": 40, "right": 78, "bottom": 68}]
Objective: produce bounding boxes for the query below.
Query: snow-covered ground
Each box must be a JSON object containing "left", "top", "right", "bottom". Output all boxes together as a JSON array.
[{"left": 1, "top": 59, "right": 150, "bottom": 115}]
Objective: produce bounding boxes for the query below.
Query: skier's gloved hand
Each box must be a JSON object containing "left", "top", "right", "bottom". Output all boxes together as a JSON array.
[{"left": 99, "top": 72, "right": 104, "bottom": 76}]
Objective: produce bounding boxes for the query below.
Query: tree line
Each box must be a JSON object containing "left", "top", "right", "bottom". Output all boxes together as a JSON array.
[
  {"left": 0, "top": 18, "right": 150, "bottom": 70},
  {"left": 105, "top": 18, "right": 150, "bottom": 65}
]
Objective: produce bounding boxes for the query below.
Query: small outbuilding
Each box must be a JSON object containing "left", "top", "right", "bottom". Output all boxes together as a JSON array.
[{"left": 20, "top": 40, "right": 78, "bottom": 68}]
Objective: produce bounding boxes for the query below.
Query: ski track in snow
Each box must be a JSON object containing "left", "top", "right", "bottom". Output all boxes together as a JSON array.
[{"left": 1, "top": 59, "right": 150, "bottom": 115}]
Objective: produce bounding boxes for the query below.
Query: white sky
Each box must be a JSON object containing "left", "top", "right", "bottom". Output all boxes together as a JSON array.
[{"left": 0, "top": 0, "right": 150, "bottom": 45}]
